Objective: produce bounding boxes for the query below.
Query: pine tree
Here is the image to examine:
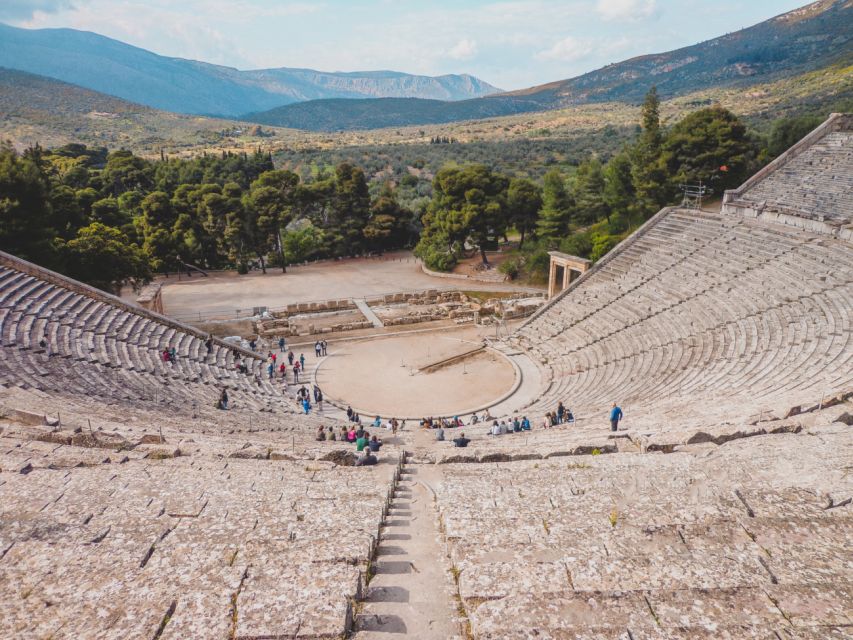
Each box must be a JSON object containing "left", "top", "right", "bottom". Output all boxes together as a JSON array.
[
  {"left": 573, "top": 157, "right": 608, "bottom": 225},
  {"left": 631, "top": 86, "right": 668, "bottom": 215},
  {"left": 536, "top": 169, "right": 573, "bottom": 241}
]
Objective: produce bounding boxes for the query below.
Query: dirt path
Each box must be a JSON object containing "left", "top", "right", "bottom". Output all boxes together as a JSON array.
[{"left": 354, "top": 446, "right": 463, "bottom": 639}]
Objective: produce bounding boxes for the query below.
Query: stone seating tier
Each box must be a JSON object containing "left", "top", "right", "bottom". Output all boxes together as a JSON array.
[
  {"left": 433, "top": 421, "right": 852, "bottom": 639},
  {"left": 510, "top": 208, "right": 853, "bottom": 427},
  {"left": 0, "top": 263, "right": 296, "bottom": 414}
]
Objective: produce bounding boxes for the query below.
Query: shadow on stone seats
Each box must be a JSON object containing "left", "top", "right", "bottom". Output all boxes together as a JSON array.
[
  {"left": 376, "top": 545, "right": 406, "bottom": 556},
  {"left": 380, "top": 533, "right": 411, "bottom": 541},
  {"left": 373, "top": 560, "right": 412, "bottom": 574},
  {"left": 356, "top": 613, "right": 408, "bottom": 633},
  {"left": 364, "top": 585, "right": 410, "bottom": 603},
  {"left": 383, "top": 519, "right": 409, "bottom": 527}
]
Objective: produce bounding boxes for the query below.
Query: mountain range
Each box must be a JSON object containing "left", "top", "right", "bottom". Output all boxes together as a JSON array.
[
  {"left": 0, "top": 23, "right": 500, "bottom": 117},
  {"left": 247, "top": 0, "right": 852, "bottom": 130},
  {"left": 0, "top": 0, "right": 850, "bottom": 134}
]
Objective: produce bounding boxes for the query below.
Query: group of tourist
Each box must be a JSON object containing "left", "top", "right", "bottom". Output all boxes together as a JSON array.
[
  {"left": 314, "top": 340, "right": 328, "bottom": 357},
  {"left": 430, "top": 425, "right": 471, "bottom": 447},
  {"left": 488, "top": 416, "right": 532, "bottom": 435},
  {"left": 295, "top": 384, "right": 324, "bottom": 414},
  {"left": 542, "top": 402, "right": 575, "bottom": 427},
  {"left": 315, "top": 423, "right": 382, "bottom": 465}
]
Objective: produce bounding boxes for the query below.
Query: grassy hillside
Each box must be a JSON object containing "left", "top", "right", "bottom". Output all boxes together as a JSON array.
[
  {"left": 1, "top": 59, "right": 849, "bottom": 172},
  {"left": 271, "top": 61, "right": 853, "bottom": 181},
  {"left": 245, "top": 0, "right": 852, "bottom": 131},
  {"left": 0, "top": 68, "right": 305, "bottom": 155}
]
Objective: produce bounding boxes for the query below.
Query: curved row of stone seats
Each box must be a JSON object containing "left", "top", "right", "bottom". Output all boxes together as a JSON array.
[
  {"left": 433, "top": 421, "right": 852, "bottom": 639},
  {"left": 740, "top": 130, "right": 853, "bottom": 224},
  {"left": 509, "top": 208, "right": 853, "bottom": 426},
  {"left": 426, "top": 385, "right": 841, "bottom": 460},
  {"left": 515, "top": 211, "right": 738, "bottom": 344},
  {"left": 0, "top": 253, "right": 294, "bottom": 414}
]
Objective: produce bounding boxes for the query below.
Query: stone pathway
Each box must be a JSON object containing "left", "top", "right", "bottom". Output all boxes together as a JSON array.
[
  {"left": 355, "top": 298, "right": 385, "bottom": 328},
  {"left": 353, "top": 450, "right": 463, "bottom": 639}
]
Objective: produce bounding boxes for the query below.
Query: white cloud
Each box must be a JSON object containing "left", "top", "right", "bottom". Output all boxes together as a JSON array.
[
  {"left": 596, "top": 0, "right": 658, "bottom": 21},
  {"left": 535, "top": 36, "right": 591, "bottom": 62},
  {"left": 0, "top": 0, "right": 76, "bottom": 20},
  {"left": 535, "top": 34, "right": 636, "bottom": 64},
  {"left": 447, "top": 38, "right": 478, "bottom": 60}
]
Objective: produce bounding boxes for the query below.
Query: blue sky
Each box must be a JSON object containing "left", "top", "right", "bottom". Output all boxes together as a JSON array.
[{"left": 5, "top": 0, "right": 809, "bottom": 89}]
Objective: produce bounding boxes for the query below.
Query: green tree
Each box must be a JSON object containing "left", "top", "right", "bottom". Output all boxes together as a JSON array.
[
  {"left": 329, "top": 163, "right": 371, "bottom": 256},
  {"left": 573, "top": 157, "right": 609, "bottom": 225},
  {"left": 90, "top": 197, "right": 126, "bottom": 227},
  {"left": 364, "top": 183, "right": 411, "bottom": 251},
  {"left": 139, "top": 191, "right": 178, "bottom": 271},
  {"left": 662, "top": 106, "right": 758, "bottom": 194},
  {"left": 415, "top": 164, "right": 508, "bottom": 268},
  {"left": 60, "top": 222, "right": 152, "bottom": 294},
  {"left": 218, "top": 183, "right": 252, "bottom": 272},
  {"left": 245, "top": 169, "right": 301, "bottom": 271},
  {"left": 0, "top": 146, "right": 56, "bottom": 264},
  {"left": 767, "top": 115, "right": 823, "bottom": 158},
  {"left": 507, "top": 177, "right": 542, "bottom": 248},
  {"left": 631, "top": 86, "right": 668, "bottom": 215},
  {"left": 102, "top": 150, "right": 154, "bottom": 196},
  {"left": 603, "top": 151, "right": 636, "bottom": 221},
  {"left": 283, "top": 222, "right": 325, "bottom": 263},
  {"left": 171, "top": 183, "right": 220, "bottom": 268},
  {"left": 49, "top": 184, "right": 85, "bottom": 241},
  {"left": 536, "top": 169, "right": 573, "bottom": 241}
]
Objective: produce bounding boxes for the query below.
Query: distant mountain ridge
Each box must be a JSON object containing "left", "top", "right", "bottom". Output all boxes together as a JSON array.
[
  {"left": 246, "top": 0, "right": 852, "bottom": 131},
  {"left": 0, "top": 23, "right": 500, "bottom": 117}
]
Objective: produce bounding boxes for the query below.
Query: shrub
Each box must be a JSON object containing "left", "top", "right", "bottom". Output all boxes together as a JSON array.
[
  {"left": 590, "top": 233, "right": 620, "bottom": 261},
  {"left": 559, "top": 232, "right": 593, "bottom": 258},
  {"left": 499, "top": 256, "right": 523, "bottom": 280}
]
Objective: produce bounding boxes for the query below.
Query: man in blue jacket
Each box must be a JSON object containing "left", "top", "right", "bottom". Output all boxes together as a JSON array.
[{"left": 610, "top": 403, "right": 623, "bottom": 432}]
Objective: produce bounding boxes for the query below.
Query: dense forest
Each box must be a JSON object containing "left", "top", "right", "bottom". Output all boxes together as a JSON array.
[
  {"left": 0, "top": 145, "right": 415, "bottom": 293},
  {"left": 0, "top": 89, "right": 830, "bottom": 293}
]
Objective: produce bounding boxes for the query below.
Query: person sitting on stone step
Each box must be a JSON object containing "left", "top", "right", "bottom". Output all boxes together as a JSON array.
[
  {"left": 453, "top": 433, "right": 470, "bottom": 447},
  {"left": 356, "top": 430, "right": 370, "bottom": 452},
  {"left": 368, "top": 435, "right": 383, "bottom": 452},
  {"left": 315, "top": 425, "right": 326, "bottom": 441},
  {"left": 355, "top": 448, "right": 377, "bottom": 466}
]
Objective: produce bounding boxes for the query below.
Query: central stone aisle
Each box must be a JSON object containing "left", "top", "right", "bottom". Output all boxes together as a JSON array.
[{"left": 353, "top": 447, "right": 463, "bottom": 638}]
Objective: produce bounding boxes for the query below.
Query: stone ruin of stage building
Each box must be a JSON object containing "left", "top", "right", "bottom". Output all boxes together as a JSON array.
[{"left": 254, "top": 289, "right": 545, "bottom": 338}]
